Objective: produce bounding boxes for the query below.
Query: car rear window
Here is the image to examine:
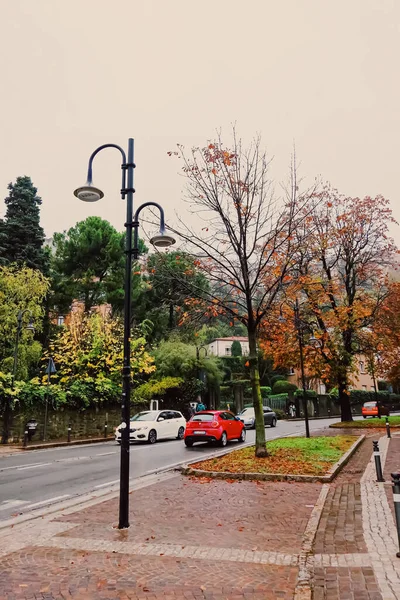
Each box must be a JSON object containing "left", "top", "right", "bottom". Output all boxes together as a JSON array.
[
  {"left": 191, "top": 413, "right": 215, "bottom": 422},
  {"left": 364, "top": 402, "right": 377, "bottom": 408}
]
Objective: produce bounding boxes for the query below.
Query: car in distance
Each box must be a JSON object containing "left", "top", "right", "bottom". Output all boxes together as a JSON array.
[
  {"left": 361, "top": 401, "right": 390, "bottom": 418},
  {"left": 184, "top": 410, "right": 246, "bottom": 447},
  {"left": 115, "top": 410, "right": 186, "bottom": 444},
  {"left": 237, "top": 406, "right": 277, "bottom": 428}
]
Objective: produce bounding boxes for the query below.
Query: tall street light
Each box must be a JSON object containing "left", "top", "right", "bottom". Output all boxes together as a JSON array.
[{"left": 74, "top": 139, "right": 175, "bottom": 529}]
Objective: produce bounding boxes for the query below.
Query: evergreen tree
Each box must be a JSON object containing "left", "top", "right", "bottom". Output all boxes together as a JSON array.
[
  {"left": 0, "top": 176, "right": 48, "bottom": 273},
  {"left": 231, "top": 340, "right": 242, "bottom": 356}
]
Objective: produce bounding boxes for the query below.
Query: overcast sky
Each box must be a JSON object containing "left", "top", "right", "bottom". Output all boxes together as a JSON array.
[{"left": 0, "top": 0, "right": 399, "bottom": 244}]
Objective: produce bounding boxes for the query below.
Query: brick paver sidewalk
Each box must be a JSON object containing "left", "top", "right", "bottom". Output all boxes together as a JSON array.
[{"left": 1, "top": 428, "right": 400, "bottom": 599}]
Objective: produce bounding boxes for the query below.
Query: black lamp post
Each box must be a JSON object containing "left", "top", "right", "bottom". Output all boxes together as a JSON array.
[{"left": 74, "top": 139, "right": 175, "bottom": 529}]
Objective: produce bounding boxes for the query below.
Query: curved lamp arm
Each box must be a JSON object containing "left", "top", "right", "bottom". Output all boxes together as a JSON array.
[
  {"left": 132, "top": 202, "right": 169, "bottom": 259},
  {"left": 86, "top": 143, "right": 127, "bottom": 199}
]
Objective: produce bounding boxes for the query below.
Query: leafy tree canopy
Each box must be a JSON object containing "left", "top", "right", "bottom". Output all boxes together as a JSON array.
[{"left": 0, "top": 176, "right": 48, "bottom": 273}]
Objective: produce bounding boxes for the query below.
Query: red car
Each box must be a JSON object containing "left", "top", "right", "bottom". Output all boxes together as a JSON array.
[{"left": 184, "top": 410, "right": 246, "bottom": 447}]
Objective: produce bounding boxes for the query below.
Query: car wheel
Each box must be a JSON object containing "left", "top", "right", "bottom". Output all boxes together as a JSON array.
[
  {"left": 177, "top": 426, "right": 185, "bottom": 440},
  {"left": 219, "top": 431, "right": 228, "bottom": 447},
  {"left": 184, "top": 439, "right": 193, "bottom": 447},
  {"left": 270, "top": 417, "right": 277, "bottom": 428},
  {"left": 239, "top": 428, "right": 246, "bottom": 443},
  {"left": 148, "top": 429, "right": 157, "bottom": 444},
  {"left": 363, "top": 416, "right": 367, "bottom": 419}
]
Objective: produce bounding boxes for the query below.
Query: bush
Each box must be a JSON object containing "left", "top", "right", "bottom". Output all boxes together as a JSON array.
[
  {"left": 268, "top": 393, "right": 289, "bottom": 402},
  {"left": 260, "top": 386, "right": 271, "bottom": 398},
  {"left": 231, "top": 341, "right": 242, "bottom": 356},
  {"left": 272, "top": 380, "right": 297, "bottom": 394},
  {"left": 273, "top": 408, "right": 287, "bottom": 420},
  {"left": 349, "top": 389, "right": 400, "bottom": 406},
  {"left": 295, "top": 389, "right": 317, "bottom": 398},
  {"left": 219, "top": 385, "right": 233, "bottom": 402}
]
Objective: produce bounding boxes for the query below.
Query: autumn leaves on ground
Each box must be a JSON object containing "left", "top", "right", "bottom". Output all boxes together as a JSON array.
[{"left": 190, "top": 436, "right": 356, "bottom": 477}]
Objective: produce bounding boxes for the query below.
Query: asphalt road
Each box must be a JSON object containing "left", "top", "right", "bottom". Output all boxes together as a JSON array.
[{"left": 0, "top": 417, "right": 339, "bottom": 521}]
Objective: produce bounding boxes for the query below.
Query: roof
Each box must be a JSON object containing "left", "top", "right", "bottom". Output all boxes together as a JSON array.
[{"left": 208, "top": 337, "right": 249, "bottom": 343}]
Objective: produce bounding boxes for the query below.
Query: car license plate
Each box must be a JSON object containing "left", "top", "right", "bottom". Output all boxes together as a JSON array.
[{"left": 194, "top": 431, "right": 207, "bottom": 435}]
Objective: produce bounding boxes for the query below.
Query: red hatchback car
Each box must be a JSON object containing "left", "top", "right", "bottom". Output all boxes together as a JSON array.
[{"left": 184, "top": 410, "right": 246, "bottom": 447}]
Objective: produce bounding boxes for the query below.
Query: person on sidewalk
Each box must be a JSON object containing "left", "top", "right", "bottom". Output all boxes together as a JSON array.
[{"left": 196, "top": 401, "right": 206, "bottom": 412}]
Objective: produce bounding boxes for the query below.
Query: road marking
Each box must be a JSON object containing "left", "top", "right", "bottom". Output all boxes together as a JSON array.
[
  {"left": 0, "top": 462, "right": 45, "bottom": 472},
  {"left": 96, "top": 452, "right": 116, "bottom": 457},
  {"left": 0, "top": 500, "right": 28, "bottom": 512},
  {"left": 24, "top": 495, "right": 70, "bottom": 510},
  {"left": 17, "top": 463, "right": 51, "bottom": 471},
  {"left": 94, "top": 479, "right": 119, "bottom": 489}
]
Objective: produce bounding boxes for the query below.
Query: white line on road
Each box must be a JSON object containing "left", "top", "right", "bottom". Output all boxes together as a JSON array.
[
  {"left": 24, "top": 495, "right": 70, "bottom": 510},
  {"left": 96, "top": 452, "right": 116, "bottom": 457},
  {"left": 17, "top": 463, "right": 51, "bottom": 471},
  {"left": 0, "top": 500, "right": 28, "bottom": 511},
  {"left": 94, "top": 479, "right": 120, "bottom": 489},
  {"left": 0, "top": 462, "right": 46, "bottom": 472}
]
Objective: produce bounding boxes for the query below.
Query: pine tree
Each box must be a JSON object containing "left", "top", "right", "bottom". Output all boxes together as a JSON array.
[{"left": 0, "top": 176, "right": 48, "bottom": 272}]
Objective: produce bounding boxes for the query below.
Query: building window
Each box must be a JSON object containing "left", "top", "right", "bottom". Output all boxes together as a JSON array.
[
  {"left": 289, "top": 367, "right": 295, "bottom": 375},
  {"left": 359, "top": 361, "right": 365, "bottom": 374},
  {"left": 242, "top": 345, "right": 248, "bottom": 355},
  {"left": 225, "top": 347, "right": 231, "bottom": 356},
  {"left": 57, "top": 315, "right": 65, "bottom": 326},
  {"left": 362, "top": 385, "right": 367, "bottom": 390},
  {"left": 210, "top": 346, "right": 214, "bottom": 355}
]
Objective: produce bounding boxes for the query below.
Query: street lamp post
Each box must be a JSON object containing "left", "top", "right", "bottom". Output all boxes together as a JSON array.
[{"left": 74, "top": 138, "right": 175, "bottom": 529}]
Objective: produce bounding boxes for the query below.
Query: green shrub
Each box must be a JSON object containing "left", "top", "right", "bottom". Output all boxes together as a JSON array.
[
  {"left": 273, "top": 408, "right": 287, "bottom": 420},
  {"left": 268, "top": 393, "right": 289, "bottom": 401},
  {"left": 295, "top": 389, "right": 317, "bottom": 398},
  {"left": 260, "top": 386, "right": 271, "bottom": 398},
  {"left": 231, "top": 341, "right": 242, "bottom": 356},
  {"left": 272, "top": 380, "right": 297, "bottom": 394}
]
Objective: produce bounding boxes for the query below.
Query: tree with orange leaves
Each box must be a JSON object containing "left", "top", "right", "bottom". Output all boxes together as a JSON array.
[
  {"left": 167, "top": 130, "right": 317, "bottom": 456},
  {"left": 264, "top": 187, "right": 398, "bottom": 422}
]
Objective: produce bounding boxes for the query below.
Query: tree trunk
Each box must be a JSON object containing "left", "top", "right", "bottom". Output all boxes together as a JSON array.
[
  {"left": 169, "top": 303, "right": 174, "bottom": 329},
  {"left": 248, "top": 327, "right": 268, "bottom": 457},
  {"left": 338, "top": 379, "right": 353, "bottom": 422}
]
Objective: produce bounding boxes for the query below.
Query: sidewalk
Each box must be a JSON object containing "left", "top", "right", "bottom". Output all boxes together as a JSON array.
[{"left": 0, "top": 428, "right": 399, "bottom": 599}]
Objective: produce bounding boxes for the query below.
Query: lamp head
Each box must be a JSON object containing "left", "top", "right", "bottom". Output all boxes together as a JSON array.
[
  {"left": 309, "top": 335, "right": 322, "bottom": 348},
  {"left": 150, "top": 233, "right": 176, "bottom": 249},
  {"left": 73, "top": 184, "right": 104, "bottom": 203},
  {"left": 26, "top": 320, "right": 35, "bottom": 333}
]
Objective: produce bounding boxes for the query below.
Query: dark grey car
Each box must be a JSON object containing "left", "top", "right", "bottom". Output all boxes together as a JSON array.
[{"left": 237, "top": 406, "right": 277, "bottom": 429}]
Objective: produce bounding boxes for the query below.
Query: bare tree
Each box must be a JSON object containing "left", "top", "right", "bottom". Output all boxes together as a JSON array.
[{"left": 166, "top": 130, "right": 314, "bottom": 456}]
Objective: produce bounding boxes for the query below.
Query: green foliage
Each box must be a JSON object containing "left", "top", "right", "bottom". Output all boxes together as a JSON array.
[
  {"left": 231, "top": 340, "right": 242, "bottom": 356},
  {"left": 348, "top": 389, "right": 400, "bottom": 405},
  {"left": 0, "top": 266, "right": 49, "bottom": 380},
  {"left": 272, "top": 380, "right": 298, "bottom": 394},
  {"left": 219, "top": 385, "right": 233, "bottom": 402},
  {"left": 260, "top": 386, "right": 271, "bottom": 398},
  {"left": 268, "top": 393, "right": 289, "bottom": 402},
  {"left": 132, "top": 251, "right": 209, "bottom": 341},
  {"left": 134, "top": 377, "right": 183, "bottom": 401},
  {"left": 295, "top": 389, "right": 317, "bottom": 398},
  {"left": 0, "top": 371, "right": 23, "bottom": 413},
  {"left": 0, "top": 176, "right": 48, "bottom": 273},
  {"left": 51, "top": 217, "right": 147, "bottom": 313},
  {"left": 28, "top": 308, "right": 156, "bottom": 409}
]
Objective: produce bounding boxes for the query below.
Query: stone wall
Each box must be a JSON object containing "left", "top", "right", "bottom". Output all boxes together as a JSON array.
[{"left": 8, "top": 402, "right": 147, "bottom": 443}]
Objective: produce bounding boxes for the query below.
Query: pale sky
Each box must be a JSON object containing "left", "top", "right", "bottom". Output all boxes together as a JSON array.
[{"left": 0, "top": 0, "right": 399, "bottom": 244}]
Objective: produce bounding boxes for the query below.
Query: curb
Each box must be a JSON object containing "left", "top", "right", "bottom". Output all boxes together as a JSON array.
[{"left": 180, "top": 435, "right": 366, "bottom": 483}]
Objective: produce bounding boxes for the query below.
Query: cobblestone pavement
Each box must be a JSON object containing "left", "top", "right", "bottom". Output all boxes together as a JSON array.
[{"left": 0, "top": 429, "right": 400, "bottom": 599}]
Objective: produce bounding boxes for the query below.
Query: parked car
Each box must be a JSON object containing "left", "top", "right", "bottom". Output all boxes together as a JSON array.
[
  {"left": 362, "top": 401, "right": 390, "bottom": 418},
  {"left": 115, "top": 410, "right": 186, "bottom": 444},
  {"left": 237, "top": 406, "right": 277, "bottom": 429},
  {"left": 184, "top": 410, "right": 246, "bottom": 447}
]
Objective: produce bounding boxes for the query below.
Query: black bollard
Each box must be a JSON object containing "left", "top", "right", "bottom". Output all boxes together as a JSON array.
[
  {"left": 67, "top": 423, "right": 71, "bottom": 443},
  {"left": 104, "top": 423, "right": 108, "bottom": 439},
  {"left": 23, "top": 429, "right": 28, "bottom": 447},
  {"left": 373, "top": 440, "right": 385, "bottom": 482},
  {"left": 391, "top": 473, "right": 400, "bottom": 558},
  {"left": 386, "top": 417, "right": 391, "bottom": 439}
]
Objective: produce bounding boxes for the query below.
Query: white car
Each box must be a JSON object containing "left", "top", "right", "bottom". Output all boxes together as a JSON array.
[{"left": 115, "top": 410, "right": 186, "bottom": 445}]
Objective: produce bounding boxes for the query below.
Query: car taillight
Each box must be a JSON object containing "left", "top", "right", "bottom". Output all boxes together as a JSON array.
[{"left": 211, "top": 421, "right": 219, "bottom": 428}]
